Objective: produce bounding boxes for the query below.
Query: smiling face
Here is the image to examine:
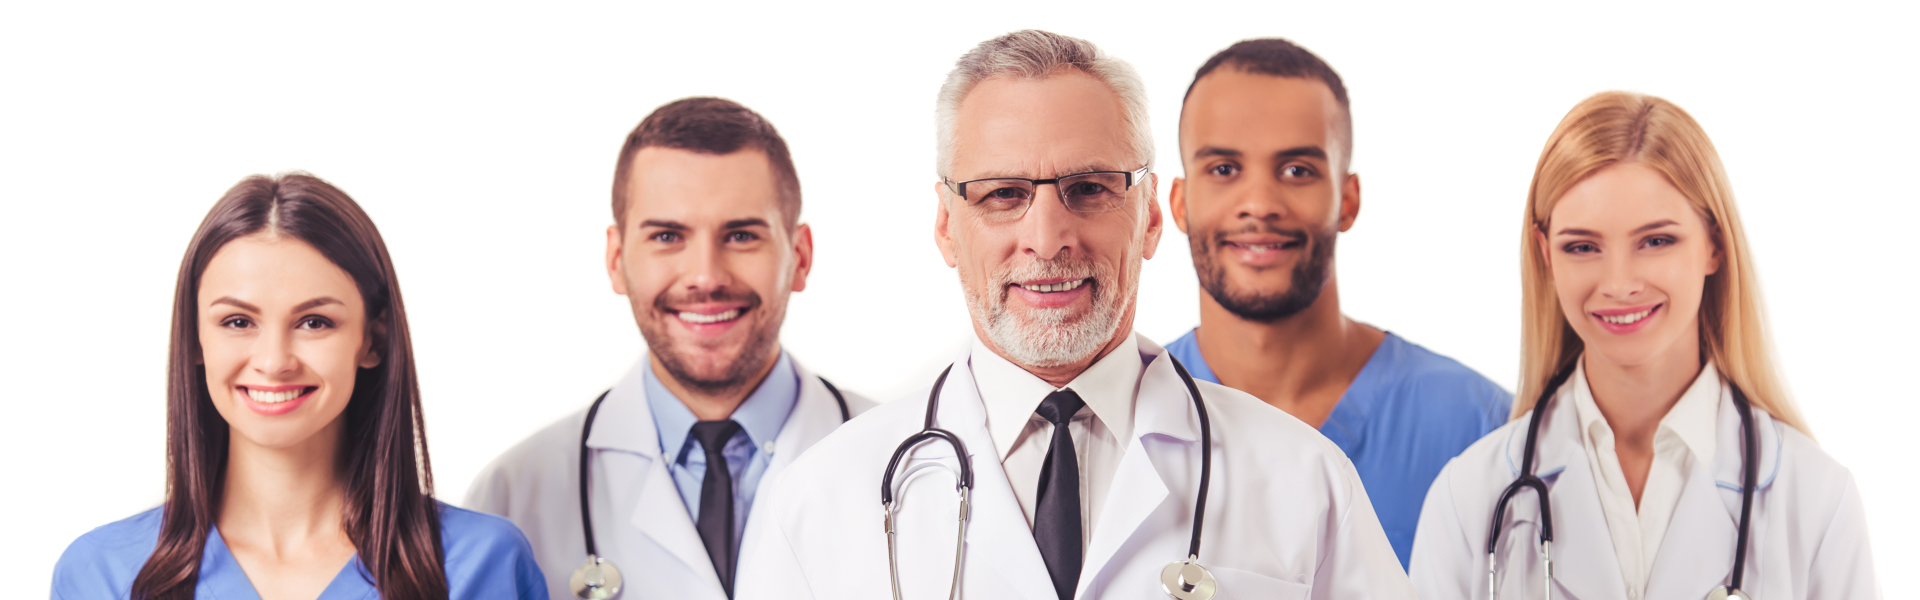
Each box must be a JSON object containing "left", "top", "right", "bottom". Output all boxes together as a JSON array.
[
  {"left": 934, "top": 70, "right": 1162, "bottom": 372},
  {"left": 198, "top": 233, "right": 378, "bottom": 450},
  {"left": 608, "top": 146, "right": 811, "bottom": 395},
  {"left": 1542, "top": 162, "right": 1721, "bottom": 371},
  {"left": 1172, "top": 69, "right": 1357, "bottom": 322}
]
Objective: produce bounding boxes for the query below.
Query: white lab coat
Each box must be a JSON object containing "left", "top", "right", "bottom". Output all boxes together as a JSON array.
[
  {"left": 1409, "top": 377, "right": 1881, "bottom": 600},
  {"left": 735, "top": 334, "right": 1413, "bottom": 600},
  {"left": 464, "top": 352, "right": 874, "bottom": 600}
]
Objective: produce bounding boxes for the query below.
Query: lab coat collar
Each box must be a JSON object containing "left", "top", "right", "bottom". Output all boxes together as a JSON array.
[
  {"left": 584, "top": 354, "right": 664, "bottom": 459},
  {"left": 929, "top": 343, "right": 1066, "bottom": 600},
  {"left": 1568, "top": 360, "right": 1721, "bottom": 471},
  {"left": 968, "top": 331, "right": 1141, "bottom": 462},
  {"left": 647, "top": 350, "right": 799, "bottom": 466},
  {"left": 1079, "top": 334, "right": 1206, "bottom": 597}
]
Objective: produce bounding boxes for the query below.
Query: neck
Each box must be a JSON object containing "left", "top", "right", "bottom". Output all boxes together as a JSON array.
[
  {"left": 219, "top": 418, "right": 349, "bottom": 555},
  {"left": 1193, "top": 275, "right": 1383, "bottom": 428},
  {"left": 1583, "top": 339, "right": 1704, "bottom": 450},
  {"left": 653, "top": 345, "right": 782, "bottom": 421},
  {"left": 978, "top": 302, "right": 1139, "bottom": 388}
]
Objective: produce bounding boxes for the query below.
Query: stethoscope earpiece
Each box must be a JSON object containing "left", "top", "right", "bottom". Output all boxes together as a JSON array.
[
  {"left": 1159, "top": 556, "right": 1217, "bottom": 600},
  {"left": 569, "top": 554, "right": 623, "bottom": 599}
]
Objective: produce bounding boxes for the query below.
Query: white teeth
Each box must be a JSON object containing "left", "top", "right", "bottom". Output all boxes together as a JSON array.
[
  {"left": 245, "top": 388, "right": 305, "bottom": 404},
  {"left": 1601, "top": 308, "right": 1654, "bottom": 325},
  {"left": 1245, "top": 244, "right": 1276, "bottom": 252},
  {"left": 1018, "top": 279, "right": 1088, "bottom": 293},
  {"left": 677, "top": 309, "right": 740, "bottom": 324}
]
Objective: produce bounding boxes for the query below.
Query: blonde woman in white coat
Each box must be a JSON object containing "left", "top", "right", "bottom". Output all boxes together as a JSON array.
[{"left": 1409, "top": 92, "right": 1880, "bottom": 600}]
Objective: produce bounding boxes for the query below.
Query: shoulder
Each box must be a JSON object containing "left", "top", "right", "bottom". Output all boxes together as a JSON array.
[
  {"left": 1369, "top": 335, "right": 1513, "bottom": 409},
  {"left": 437, "top": 502, "right": 548, "bottom": 599},
  {"left": 52, "top": 507, "right": 167, "bottom": 596},
  {"left": 1192, "top": 379, "right": 1352, "bottom": 468},
  {"left": 1765, "top": 416, "right": 1857, "bottom": 514},
  {"left": 1433, "top": 414, "right": 1529, "bottom": 493},
  {"left": 466, "top": 409, "right": 587, "bottom": 496}
]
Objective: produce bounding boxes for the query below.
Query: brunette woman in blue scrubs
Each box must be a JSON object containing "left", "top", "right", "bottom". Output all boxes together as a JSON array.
[{"left": 51, "top": 174, "right": 545, "bottom": 599}]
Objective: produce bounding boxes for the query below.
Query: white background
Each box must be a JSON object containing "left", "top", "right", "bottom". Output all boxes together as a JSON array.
[{"left": 3, "top": 0, "right": 1914, "bottom": 594}]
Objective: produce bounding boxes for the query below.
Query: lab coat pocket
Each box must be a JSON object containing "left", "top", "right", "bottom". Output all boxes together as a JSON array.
[{"left": 1205, "top": 565, "right": 1310, "bottom": 600}]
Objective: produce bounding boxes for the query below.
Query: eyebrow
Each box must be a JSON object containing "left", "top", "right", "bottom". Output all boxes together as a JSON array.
[
  {"left": 724, "top": 218, "right": 771, "bottom": 229},
  {"left": 1553, "top": 219, "right": 1681, "bottom": 237},
  {"left": 208, "top": 296, "right": 342, "bottom": 313},
  {"left": 969, "top": 162, "right": 1121, "bottom": 181},
  {"left": 1191, "top": 145, "right": 1328, "bottom": 162},
  {"left": 638, "top": 219, "right": 688, "bottom": 231}
]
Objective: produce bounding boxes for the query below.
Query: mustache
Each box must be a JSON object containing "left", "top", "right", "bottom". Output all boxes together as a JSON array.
[
  {"left": 652, "top": 286, "right": 763, "bottom": 314},
  {"left": 1210, "top": 222, "right": 1309, "bottom": 246}
]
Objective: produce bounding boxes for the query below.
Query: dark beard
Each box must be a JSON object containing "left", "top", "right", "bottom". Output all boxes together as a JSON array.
[
  {"left": 1191, "top": 222, "right": 1337, "bottom": 322},
  {"left": 634, "top": 286, "right": 779, "bottom": 396}
]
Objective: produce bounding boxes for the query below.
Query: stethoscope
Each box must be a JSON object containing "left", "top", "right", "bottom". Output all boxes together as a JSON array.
[
  {"left": 569, "top": 378, "right": 853, "bottom": 599},
  {"left": 1488, "top": 362, "right": 1759, "bottom": 600},
  {"left": 881, "top": 356, "right": 1218, "bottom": 600}
]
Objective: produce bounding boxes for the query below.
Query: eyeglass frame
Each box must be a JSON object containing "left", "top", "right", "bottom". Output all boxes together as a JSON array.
[{"left": 941, "top": 165, "right": 1151, "bottom": 216}]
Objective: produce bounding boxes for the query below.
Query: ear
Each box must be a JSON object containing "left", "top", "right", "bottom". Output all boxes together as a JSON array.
[
  {"left": 790, "top": 222, "right": 815, "bottom": 292},
  {"left": 1533, "top": 226, "right": 1553, "bottom": 271},
  {"left": 358, "top": 318, "right": 385, "bottom": 369},
  {"left": 1336, "top": 172, "right": 1362, "bottom": 232},
  {"left": 1168, "top": 176, "right": 1190, "bottom": 235},
  {"left": 1141, "top": 172, "right": 1164, "bottom": 260},
  {"left": 606, "top": 224, "right": 630, "bottom": 296},
  {"left": 933, "top": 181, "right": 959, "bottom": 268},
  {"left": 1704, "top": 223, "right": 1724, "bottom": 277}
]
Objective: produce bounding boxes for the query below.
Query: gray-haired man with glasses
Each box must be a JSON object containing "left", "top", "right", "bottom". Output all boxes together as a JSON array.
[{"left": 737, "top": 30, "right": 1412, "bottom": 600}]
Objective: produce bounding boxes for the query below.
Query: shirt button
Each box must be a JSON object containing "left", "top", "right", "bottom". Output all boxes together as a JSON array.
[{"left": 762, "top": 441, "right": 776, "bottom": 454}]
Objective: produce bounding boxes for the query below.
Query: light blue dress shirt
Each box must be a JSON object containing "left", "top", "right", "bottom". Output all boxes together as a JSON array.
[
  {"left": 1165, "top": 329, "right": 1511, "bottom": 571},
  {"left": 51, "top": 501, "right": 546, "bottom": 599},
  {"left": 644, "top": 351, "right": 798, "bottom": 554}
]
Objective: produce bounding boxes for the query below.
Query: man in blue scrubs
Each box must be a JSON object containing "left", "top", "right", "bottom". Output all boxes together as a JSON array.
[{"left": 1164, "top": 39, "right": 1511, "bottom": 570}]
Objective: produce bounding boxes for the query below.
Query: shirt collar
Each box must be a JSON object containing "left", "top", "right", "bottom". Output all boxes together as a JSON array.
[
  {"left": 645, "top": 351, "right": 800, "bottom": 462},
  {"left": 1569, "top": 358, "right": 1721, "bottom": 466},
  {"left": 969, "top": 332, "right": 1143, "bottom": 461}
]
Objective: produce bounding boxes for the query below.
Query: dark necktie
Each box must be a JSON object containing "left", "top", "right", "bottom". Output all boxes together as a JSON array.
[
  {"left": 1033, "top": 389, "right": 1087, "bottom": 600},
  {"left": 689, "top": 419, "right": 744, "bottom": 598}
]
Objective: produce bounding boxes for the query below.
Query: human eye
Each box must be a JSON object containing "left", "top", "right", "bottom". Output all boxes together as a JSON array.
[
  {"left": 650, "top": 230, "right": 683, "bottom": 244},
  {"left": 726, "top": 230, "right": 760, "bottom": 244},
  {"left": 1560, "top": 241, "right": 1599, "bottom": 255},
  {"left": 1279, "top": 163, "right": 1319, "bottom": 180},
  {"left": 1642, "top": 235, "right": 1678, "bottom": 249},
  {"left": 295, "top": 316, "right": 336, "bottom": 330},
  {"left": 973, "top": 182, "right": 1032, "bottom": 211},
  {"left": 220, "top": 316, "right": 255, "bottom": 330},
  {"left": 1207, "top": 163, "right": 1239, "bottom": 178}
]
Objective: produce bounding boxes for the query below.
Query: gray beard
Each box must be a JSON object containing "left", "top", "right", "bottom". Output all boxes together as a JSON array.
[{"left": 961, "top": 253, "right": 1134, "bottom": 369}]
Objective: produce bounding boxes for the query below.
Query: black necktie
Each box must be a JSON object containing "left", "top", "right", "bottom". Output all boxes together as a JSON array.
[
  {"left": 689, "top": 419, "right": 743, "bottom": 598},
  {"left": 1034, "top": 389, "right": 1086, "bottom": 600}
]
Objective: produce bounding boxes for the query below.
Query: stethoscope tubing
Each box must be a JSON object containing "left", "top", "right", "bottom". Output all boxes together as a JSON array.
[{"left": 1487, "top": 361, "right": 1759, "bottom": 599}]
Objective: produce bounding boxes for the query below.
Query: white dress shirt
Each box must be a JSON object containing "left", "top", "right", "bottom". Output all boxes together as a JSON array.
[
  {"left": 968, "top": 332, "right": 1143, "bottom": 551},
  {"left": 1570, "top": 360, "right": 1721, "bottom": 600}
]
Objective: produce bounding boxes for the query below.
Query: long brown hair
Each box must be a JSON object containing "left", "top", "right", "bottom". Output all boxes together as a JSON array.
[
  {"left": 132, "top": 173, "right": 449, "bottom": 599},
  {"left": 1516, "top": 92, "right": 1810, "bottom": 435}
]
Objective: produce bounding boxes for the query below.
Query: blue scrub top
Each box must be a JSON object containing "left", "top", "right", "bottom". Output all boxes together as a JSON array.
[
  {"left": 51, "top": 501, "right": 546, "bottom": 599},
  {"left": 1165, "top": 329, "right": 1511, "bottom": 570}
]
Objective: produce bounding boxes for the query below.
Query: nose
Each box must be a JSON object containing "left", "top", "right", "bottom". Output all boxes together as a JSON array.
[
  {"left": 681, "top": 231, "right": 732, "bottom": 293},
  {"left": 249, "top": 325, "right": 301, "bottom": 377},
  {"left": 1230, "top": 171, "right": 1292, "bottom": 222},
  {"left": 1598, "top": 248, "right": 1644, "bottom": 300},
  {"left": 1018, "top": 184, "right": 1080, "bottom": 261}
]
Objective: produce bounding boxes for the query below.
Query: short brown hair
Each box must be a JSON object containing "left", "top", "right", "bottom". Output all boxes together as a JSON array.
[
  {"left": 611, "top": 97, "right": 801, "bottom": 228},
  {"left": 1183, "top": 38, "right": 1353, "bottom": 172}
]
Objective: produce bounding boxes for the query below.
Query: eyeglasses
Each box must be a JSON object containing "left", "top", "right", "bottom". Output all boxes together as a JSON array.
[{"left": 943, "top": 166, "right": 1150, "bottom": 222}]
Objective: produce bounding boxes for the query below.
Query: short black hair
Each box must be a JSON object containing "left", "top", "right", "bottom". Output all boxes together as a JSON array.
[
  {"left": 611, "top": 97, "right": 801, "bottom": 228},
  {"left": 1183, "top": 39, "right": 1353, "bottom": 171}
]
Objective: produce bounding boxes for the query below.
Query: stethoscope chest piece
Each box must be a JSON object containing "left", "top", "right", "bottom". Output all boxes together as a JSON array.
[
  {"left": 1707, "top": 586, "right": 1749, "bottom": 600},
  {"left": 1159, "top": 556, "right": 1217, "bottom": 600},
  {"left": 570, "top": 555, "right": 623, "bottom": 599}
]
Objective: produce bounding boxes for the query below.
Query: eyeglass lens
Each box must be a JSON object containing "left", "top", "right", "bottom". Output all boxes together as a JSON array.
[{"left": 964, "top": 172, "right": 1130, "bottom": 219}]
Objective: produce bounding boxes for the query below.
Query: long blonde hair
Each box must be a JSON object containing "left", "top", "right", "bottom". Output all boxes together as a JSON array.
[{"left": 1516, "top": 91, "right": 1810, "bottom": 435}]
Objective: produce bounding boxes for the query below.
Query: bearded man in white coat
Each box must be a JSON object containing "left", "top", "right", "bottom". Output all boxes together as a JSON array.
[
  {"left": 734, "top": 30, "right": 1412, "bottom": 600},
  {"left": 466, "top": 97, "right": 872, "bottom": 600}
]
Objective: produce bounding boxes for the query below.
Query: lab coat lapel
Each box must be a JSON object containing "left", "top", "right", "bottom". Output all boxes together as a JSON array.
[
  {"left": 939, "top": 358, "right": 1064, "bottom": 600},
  {"left": 1077, "top": 348, "right": 1185, "bottom": 598},
  {"left": 1507, "top": 387, "right": 1628, "bottom": 600},
  {"left": 761, "top": 360, "right": 840, "bottom": 481},
  {"left": 1645, "top": 452, "right": 1737, "bottom": 598},
  {"left": 586, "top": 353, "right": 726, "bottom": 592}
]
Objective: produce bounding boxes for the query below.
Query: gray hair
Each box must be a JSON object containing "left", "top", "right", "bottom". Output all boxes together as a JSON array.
[{"left": 935, "top": 30, "right": 1154, "bottom": 179}]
